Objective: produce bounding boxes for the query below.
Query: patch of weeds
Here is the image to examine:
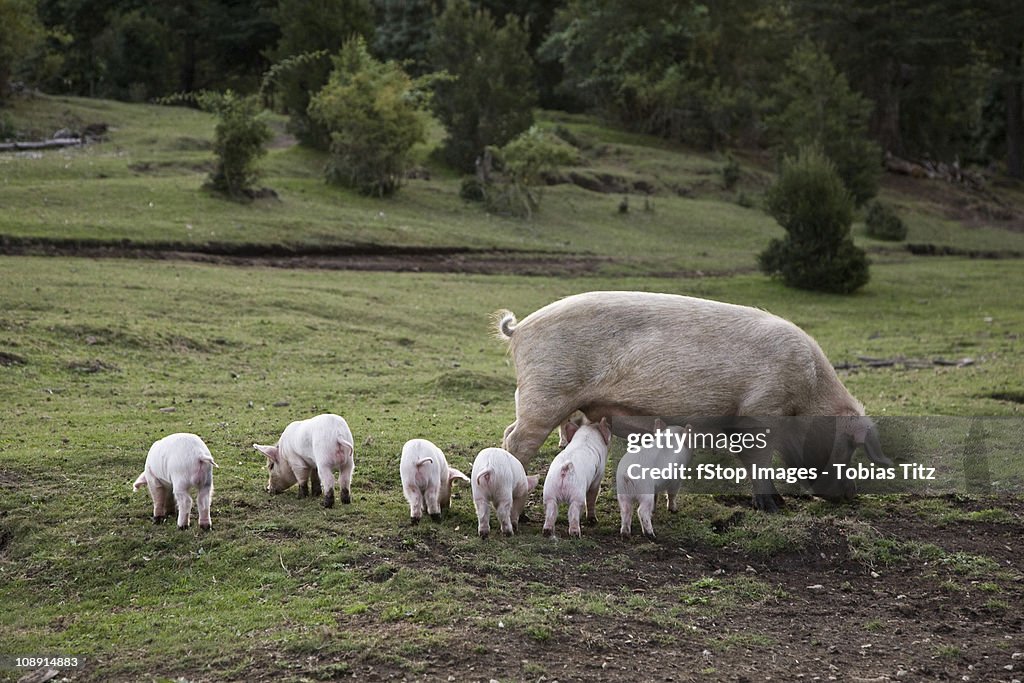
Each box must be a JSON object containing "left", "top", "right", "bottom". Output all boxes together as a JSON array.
[
  {"left": 965, "top": 508, "right": 1015, "bottom": 523},
  {"left": 845, "top": 524, "right": 944, "bottom": 569},
  {"left": 977, "top": 582, "right": 1000, "bottom": 593},
  {"left": 935, "top": 645, "right": 963, "bottom": 660},
  {"left": 723, "top": 512, "right": 811, "bottom": 556},
  {"left": 940, "top": 552, "right": 1001, "bottom": 577},
  {"left": 864, "top": 619, "right": 886, "bottom": 632},
  {"left": 527, "top": 625, "right": 551, "bottom": 642},
  {"left": 939, "top": 580, "right": 963, "bottom": 593},
  {"left": 983, "top": 598, "right": 1009, "bottom": 612}
]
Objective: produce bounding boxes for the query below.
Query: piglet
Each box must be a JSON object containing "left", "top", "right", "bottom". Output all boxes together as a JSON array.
[
  {"left": 400, "top": 439, "right": 470, "bottom": 524},
  {"left": 254, "top": 413, "right": 355, "bottom": 508},
  {"left": 471, "top": 447, "right": 539, "bottom": 538},
  {"left": 133, "top": 433, "right": 218, "bottom": 530},
  {"left": 617, "top": 420, "right": 692, "bottom": 539},
  {"left": 542, "top": 418, "right": 612, "bottom": 538}
]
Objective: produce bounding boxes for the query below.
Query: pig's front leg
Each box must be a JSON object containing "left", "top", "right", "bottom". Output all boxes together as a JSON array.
[
  {"left": 740, "top": 447, "right": 783, "bottom": 513},
  {"left": 149, "top": 480, "right": 171, "bottom": 523}
]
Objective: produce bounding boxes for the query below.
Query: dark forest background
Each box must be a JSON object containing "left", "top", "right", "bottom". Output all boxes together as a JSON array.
[{"left": 1, "top": 0, "right": 1022, "bottom": 178}]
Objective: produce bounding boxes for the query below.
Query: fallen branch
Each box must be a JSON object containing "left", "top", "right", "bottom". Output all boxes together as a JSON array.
[{"left": 0, "top": 137, "right": 83, "bottom": 152}]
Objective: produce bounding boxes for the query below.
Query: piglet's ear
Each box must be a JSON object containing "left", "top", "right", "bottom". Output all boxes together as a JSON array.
[
  {"left": 597, "top": 418, "right": 612, "bottom": 445},
  {"left": 563, "top": 420, "right": 581, "bottom": 444},
  {"left": 253, "top": 443, "right": 279, "bottom": 463},
  {"left": 526, "top": 475, "right": 540, "bottom": 491}
]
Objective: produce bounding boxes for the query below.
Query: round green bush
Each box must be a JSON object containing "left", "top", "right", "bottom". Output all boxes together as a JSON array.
[
  {"left": 865, "top": 201, "right": 908, "bottom": 241},
  {"left": 759, "top": 146, "right": 870, "bottom": 294}
]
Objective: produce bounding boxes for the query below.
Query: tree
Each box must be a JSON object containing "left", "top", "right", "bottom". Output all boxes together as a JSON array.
[
  {"left": 759, "top": 146, "right": 870, "bottom": 294},
  {"left": 308, "top": 37, "right": 426, "bottom": 197},
  {"left": 766, "top": 43, "right": 881, "bottom": 206},
  {"left": 196, "top": 90, "right": 273, "bottom": 200},
  {"left": 0, "top": 0, "right": 45, "bottom": 101},
  {"left": 428, "top": 0, "right": 536, "bottom": 173},
  {"left": 540, "top": 0, "right": 789, "bottom": 148},
  {"left": 264, "top": 0, "right": 374, "bottom": 149}
]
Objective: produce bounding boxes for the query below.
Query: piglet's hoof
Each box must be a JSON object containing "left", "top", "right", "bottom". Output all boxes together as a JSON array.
[
  {"left": 322, "top": 491, "right": 335, "bottom": 508},
  {"left": 479, "top": 530, "right": 489, "bottom": 540},
  {"left": 586, "top": 515, "right": 597, "bottom": 527},
  {"left": 518, "top": 512, "right": 532, "bottom": 524},
  {"left": 200, "top": 523, "right": 212, "bottom": 531},
  {"left": 178, "top": 523, "right": 189, "bottom": 530},
  {"left": 340, "top": 489, "right": 351, "bottom": 505},
  {"left": 410, "top": 516, "right": 421, "bottom": 526},
  {"left": 542, "top": 528, "right": 553, "bottom": 537},
  {"left": 430, "top": 513, "right": 442, "bottom": 523}
]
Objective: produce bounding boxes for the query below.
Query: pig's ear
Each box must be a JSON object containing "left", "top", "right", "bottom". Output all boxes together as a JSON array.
[
  {"left": 597, "top": 418, "right": 612, "bottom": 444},
  {"left": 563, "top": 420, "right": 580, "bottom": 444},
  {"left": 253, "top": 443, "right": 279, "bottom": 463},
  {"left": 448, "top": 468, "right": 471, "bottom": 485},
  {"left": 133, "top": 473, "right": 147, "bottom": 491},
  {"left": 526, "top": 474, "right": 540, "bottom": 491}
]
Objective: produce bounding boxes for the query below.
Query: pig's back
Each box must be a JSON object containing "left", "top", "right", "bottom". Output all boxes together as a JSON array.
[{"left": 508, "top": 291, "right": 827, "bottom": 416}]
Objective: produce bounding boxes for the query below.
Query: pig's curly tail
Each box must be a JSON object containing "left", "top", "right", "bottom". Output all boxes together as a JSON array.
[{"left": 492, "top": 309, "right": 517, "bottom": 340}]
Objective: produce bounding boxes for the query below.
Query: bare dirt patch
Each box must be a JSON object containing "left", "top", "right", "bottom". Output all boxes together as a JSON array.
[{"left": 218, "top": 496, "right": 1024, "bottom": 683}]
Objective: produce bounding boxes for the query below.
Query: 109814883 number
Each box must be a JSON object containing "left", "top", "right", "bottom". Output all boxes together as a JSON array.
[{"left": 4, "top": 656, "right": 82, "bottom": 669}]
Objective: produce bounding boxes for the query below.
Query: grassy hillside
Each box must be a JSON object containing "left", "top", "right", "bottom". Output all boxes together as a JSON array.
[
  {"left": 1, "top": 94, "right": 1023, "bottom": 682},
  {"left": 3, "top": 94, "right": 1024, "bottom": 274}
]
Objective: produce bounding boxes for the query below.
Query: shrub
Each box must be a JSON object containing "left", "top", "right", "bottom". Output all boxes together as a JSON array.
[
  {"left": 308, "top": 37, "right": 427, "bottom": 197},
  {"left": 759, "top": 146, "right": 870, "bottom": 294},
  {"left": 864, "top": 201, "right": 908, "bottom": 241},
  {"left": 480, "top": 126, "right": 578, "bottom": 218},
  {"left": 722, "top": 155, "right": 741, "bottom": 190},
  {"left": 428, "top": 0, "right": 536, "bottom": 173},
  {"left": 195, "top": 91, "right": 273, "bottom": 200}
]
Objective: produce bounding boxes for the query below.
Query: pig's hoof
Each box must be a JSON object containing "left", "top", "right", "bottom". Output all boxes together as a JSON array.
[
  {"left": 518, "top": 512, "right": 532, "bottom": 524},
  {"left": 620, "top": 530, "right": 631, "bottom": 539},
  {"left": 642, "top": 531, "right": 657, "bottom": 541},
  {"left": 542, "top": 528, "right": 553, "bottom": 537},
  {"left": 586, "top": 515, "right": 597, "bottom": 527},
  {"left": 152, "top": 516, "right": 163, "bottom": 524},
  {"left": 512, "top": 523, "right": 520, "bottom": 534},
  {"left": 502, "top": 529, "right": 514, "bottom": 537},
  {"left": 340, "top": 489, "right": 351, "bottom": 505},
  {"left": 479, "top": 530, "right": 489, "bottom": 540},
  {"left": 410, "top": 516, "right": 421, "bottom": 526},
  {"left": 430, "top": 513, "right": 442, "bottom": 523},
  {"left": 178, "top": 523, "right": 189, "bottom": 530},
  {"left": 200, "top": 523, "right": 212, "bottom": 531},
  {"left": 298, "top": 485, "right": 308, "bottom": 498},
  {"left": 322, "top": 491, "right": 335, "bottom": 508},
  {"left": 569, "top": 530, "right": 582, "bottom": 539}
]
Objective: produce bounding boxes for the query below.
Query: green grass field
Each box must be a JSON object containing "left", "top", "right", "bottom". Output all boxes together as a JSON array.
[{"left": 1, "top": 93, "right": 1023, "bottom": 682}]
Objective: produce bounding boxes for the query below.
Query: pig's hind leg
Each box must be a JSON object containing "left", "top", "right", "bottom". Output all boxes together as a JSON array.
[
  {"left": 196, "top": 466, "right": 214, "bottom": 531},
  {"left": 503, "top": 388, "right": 576, "bottom": 465}
]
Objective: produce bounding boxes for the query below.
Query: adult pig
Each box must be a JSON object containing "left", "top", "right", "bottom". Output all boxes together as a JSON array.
[{"left": 494, "top": 291, "right": 890, "bottom": 511}]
